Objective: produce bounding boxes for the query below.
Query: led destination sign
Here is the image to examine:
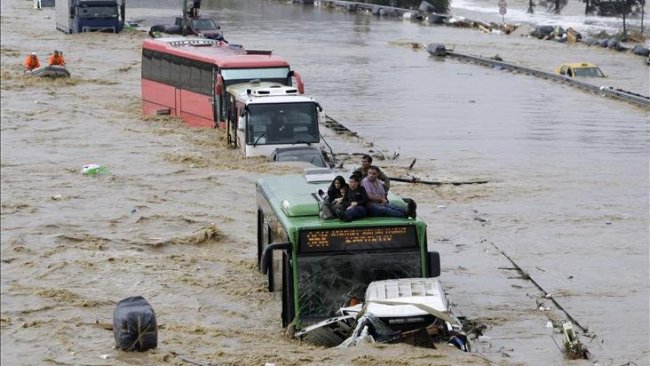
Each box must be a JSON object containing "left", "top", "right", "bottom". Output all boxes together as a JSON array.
[{"left": 299, "top": 226, "right": 417, "bottom": 253}]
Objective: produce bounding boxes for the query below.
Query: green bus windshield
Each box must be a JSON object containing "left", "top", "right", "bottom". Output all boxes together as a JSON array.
[{"left": 297, "top": 251, "right": 422, "bottom": 322}]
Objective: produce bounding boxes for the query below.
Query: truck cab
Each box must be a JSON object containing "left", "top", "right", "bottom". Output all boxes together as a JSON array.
[
  {"left": 226, "top": 81, "right": 324, "bottom": 158},
  {"left": 56, "top": 0, "right": 125, "bottom": 33}
]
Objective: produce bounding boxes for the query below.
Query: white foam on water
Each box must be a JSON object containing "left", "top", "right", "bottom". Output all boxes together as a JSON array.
[{"left": 451, "top": 0, "right": 644, "bottom": 35}]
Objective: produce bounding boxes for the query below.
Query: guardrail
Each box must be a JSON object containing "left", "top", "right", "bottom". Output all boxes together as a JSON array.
[
  {"left": 321, "top": 0, "right": 412, "bottom": 14},
  {"left": 433, "top": 47, "right": 650, "bottom": 110}
]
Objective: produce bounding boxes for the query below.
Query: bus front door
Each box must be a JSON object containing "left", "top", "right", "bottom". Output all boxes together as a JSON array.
[{"left": 226, "top": 95, "right": 237, "bottom": 147}]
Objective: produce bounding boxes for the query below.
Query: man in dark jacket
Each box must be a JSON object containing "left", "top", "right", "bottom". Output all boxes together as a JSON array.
[
  {"left": 353, "top": 154, "right": 390, "bottom": 191},
  {"left": 338, "top": 174, "right": 368, "bottom": 222}
]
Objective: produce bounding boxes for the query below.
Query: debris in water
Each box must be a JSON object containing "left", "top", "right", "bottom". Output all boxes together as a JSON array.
[
  {"left": 562, "top": 322, "right": 589, "bottom": 359},
  {"left": 113, "top": 296, "right": 158, "bottom": 351},
  {"left": 81, "top": 164, "right": 109, "bottom": 176}
]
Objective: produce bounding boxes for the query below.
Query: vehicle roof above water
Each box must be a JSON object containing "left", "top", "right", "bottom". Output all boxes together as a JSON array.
[
  {"left": 271, "top": 147, "right": 328, "bottom": 168},
  {"left": 227, "top": 82, "right": 316, "bottom": 103},
  {"left": 562, "top": 62, "right": 599, "bottom": 68},
  {"left": 257, "top": 173, "right": 425, "bottom": 230},
  {"left": 143, "top": 37, "right": 290, "bottom": 68}
]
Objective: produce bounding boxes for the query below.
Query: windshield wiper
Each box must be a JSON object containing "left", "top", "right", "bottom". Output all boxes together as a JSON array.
[
  {"left": 253, "top": 132, "right": 267, "bottom": 147},
  {"left": 291, "top": 140, "right": 312, "bottom": 146}
]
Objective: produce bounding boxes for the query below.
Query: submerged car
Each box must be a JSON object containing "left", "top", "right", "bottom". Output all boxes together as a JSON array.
[
  {"left": 296, "top": 277, "right": 469, "bottom": 351},
  {"left": 555, "top": 63, "right": 605, "bottom": 78},
  {"left": 174, "top": 16, "right": 224, "bottom": 40},
  {"left": 271, "top": 146, "right": 329, "bottom": 168}
]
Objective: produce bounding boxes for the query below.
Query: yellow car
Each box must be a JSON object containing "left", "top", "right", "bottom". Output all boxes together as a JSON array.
[{"left": 555, "top": 63, "right": 606, "bottom": 77}]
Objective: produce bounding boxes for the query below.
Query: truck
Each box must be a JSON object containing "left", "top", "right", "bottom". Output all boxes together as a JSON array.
[
  {"left": 225, "top": 81, "right": 325, "bottom": 159},
  {"left": 56, "top": 0, "right": 126, "bottom": 34}
]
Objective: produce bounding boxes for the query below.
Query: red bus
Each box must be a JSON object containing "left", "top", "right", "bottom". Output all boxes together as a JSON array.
[{"left": 141, "top": 37, "right": 304, "bottom": 128}]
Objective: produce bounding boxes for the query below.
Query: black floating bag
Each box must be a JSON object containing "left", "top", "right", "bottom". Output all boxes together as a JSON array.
[{"left": 113, "top": 296, "right": 158, "bottom": 351}]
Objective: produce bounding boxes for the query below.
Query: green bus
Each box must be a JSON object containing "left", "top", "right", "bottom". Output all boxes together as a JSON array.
[{"left": 256, "top": 172, "right": 441, "bottom": 330}]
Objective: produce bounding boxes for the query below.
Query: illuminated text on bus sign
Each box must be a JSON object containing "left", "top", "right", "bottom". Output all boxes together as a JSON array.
[{"left": 299, "top": 226, "right": 417, "bottom": 253}]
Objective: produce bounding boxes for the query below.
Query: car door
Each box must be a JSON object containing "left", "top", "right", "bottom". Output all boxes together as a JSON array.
[{"left": 559, "top": 65, "right": 568, "bottom": 76}]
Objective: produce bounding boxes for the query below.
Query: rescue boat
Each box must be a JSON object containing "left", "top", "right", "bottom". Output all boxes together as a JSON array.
[{"left": 26, "top": 65, "right": 71, "bottom": 78}]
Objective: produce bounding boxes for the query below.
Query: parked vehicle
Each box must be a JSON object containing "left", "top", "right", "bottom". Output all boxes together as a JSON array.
[
  {"left": 555, "top": 62, "right": 605, "bottom": 78},
  {"left": 56, "top": 0, "right": 125, "bottom": 34}
]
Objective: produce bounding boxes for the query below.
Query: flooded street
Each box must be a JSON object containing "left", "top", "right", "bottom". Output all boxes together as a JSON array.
[{"left": 2, "top": 0, "right": 648, "bottom": 365}]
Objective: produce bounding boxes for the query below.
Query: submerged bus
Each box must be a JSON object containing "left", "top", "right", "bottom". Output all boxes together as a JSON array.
[
  {"left": 256, "top": 172, "right": 441, "bottom": 330},
  {"left": 141, "top": 37, "right": 304, "bottom": 128}
]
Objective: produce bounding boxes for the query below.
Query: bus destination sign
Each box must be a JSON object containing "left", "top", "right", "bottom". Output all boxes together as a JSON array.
[{"left": 299, "top": 226, "right": 417, "bottom": 253}]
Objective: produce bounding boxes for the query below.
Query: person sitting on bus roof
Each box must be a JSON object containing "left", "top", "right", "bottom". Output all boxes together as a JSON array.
[
  {"left": 318, "top": 176, "right": 347, "bottom": 220},
  {"left": 23, "top": 52, "right": 40, "bottom": 71},
  {"left": 353, "top": 154, "right": 390, "bottom": 191},
  {"left": 338, "top": 174, "right": 368, "bottom": 222},
  {"left": 322, "top": 175, "right": 346, "bottom": 204},
  {"left": 362, "top": 166, "right": 416, "bottom": 219},
  {"left": 47, "top": 50, "right": 65, "bottom": 66}
]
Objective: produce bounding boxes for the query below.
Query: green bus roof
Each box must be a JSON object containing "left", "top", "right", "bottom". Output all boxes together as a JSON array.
[{"left": 257, "top": 174, "right": 426, "bottom": 232}]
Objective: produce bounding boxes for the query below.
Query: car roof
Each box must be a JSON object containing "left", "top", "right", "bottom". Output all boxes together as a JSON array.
[
  {"left": 272, "top": 146, "right": 326, "bottom": 167},
  {"left": 273, "top": 146, "right": 321, "bottom": 154},
  {"left": 563, "top": 62, "right": 599, "bottom": 68}
]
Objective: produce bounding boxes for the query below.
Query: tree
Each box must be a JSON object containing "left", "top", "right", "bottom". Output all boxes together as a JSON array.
[
  {"left": 596, "top": 0, "right": 645, "bottom": 35},
  {"left": 540, "top": 0, "right": 568, "bottom": 14},
  {"left": 527, "top": 0, "right": 536, "bottom": 14},
  {"left": 581, "top": 0, "right": 597, "bottom": 14},
  {"left": 642, "top": 0, "right": 646, "bottom": 33}
]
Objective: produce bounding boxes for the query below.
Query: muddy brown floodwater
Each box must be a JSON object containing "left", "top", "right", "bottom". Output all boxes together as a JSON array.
[{"left": 1, "top": 1, "right": 648, "bottom": 366}]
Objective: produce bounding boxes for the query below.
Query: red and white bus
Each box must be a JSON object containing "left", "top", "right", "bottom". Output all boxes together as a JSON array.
[{"left": 141, "top": 37, "right": 304, "bottom": 128}]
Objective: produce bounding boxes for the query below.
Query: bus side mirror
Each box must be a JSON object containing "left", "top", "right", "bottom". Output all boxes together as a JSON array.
[
  {"left": 289, "top": 70, "right": 304, "bottom": 94},
  {"left": 70, "top": 6, "right": 75, "bottom": 16},
  {"left": 318, "top": 110, "right": 326, "bottom": 125},
  {"left": 216, "top": 74, "right": 223, "bottom": 96},
  {"left": 315, "top": 103, "right": 325, "bottom": 124},
  {"left": 260, "top": 242, "right": 290, "bottom": 275},
  {"left": 427, "top": 251, "right": 441, "bottom": 278}
]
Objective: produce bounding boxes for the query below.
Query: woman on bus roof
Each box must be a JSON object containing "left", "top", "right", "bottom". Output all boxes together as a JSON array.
[{"left": 323, "top": 175, "right": 346, "bottom": 204}]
